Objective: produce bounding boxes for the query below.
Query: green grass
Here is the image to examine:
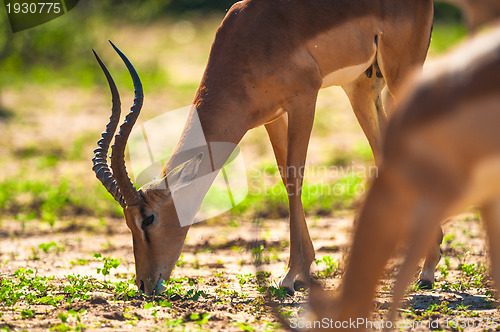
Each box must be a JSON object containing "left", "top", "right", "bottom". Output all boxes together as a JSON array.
[
  {"left": 314, "top": 255, "right": 341, "bottom": 278},
  {"left": 232, "top": 170, "right": 366, "bottom": 218},
  {"left": 0, "top": 267, "right": 218, "bottom": 329},
  {"left": 0, "top": 176, "right": 122, "bottom": 224},
  {"left": 0, "top": 11, "right": 220, "bottom": 98}
]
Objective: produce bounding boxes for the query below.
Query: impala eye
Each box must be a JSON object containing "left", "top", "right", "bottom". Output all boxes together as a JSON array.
[{"left": 142, "top": 215, "right": 155, "bottom": 229}]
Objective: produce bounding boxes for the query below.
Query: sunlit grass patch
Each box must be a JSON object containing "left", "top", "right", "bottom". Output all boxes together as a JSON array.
[
  {"left": 232, "top": 172, "right": 366, "bottom": 218},
  {"left": 429, "top": 23, "right": 468, "bottom": 56},
  {"left": 0, "top": 176, "right": 122, "bottom": 225}
]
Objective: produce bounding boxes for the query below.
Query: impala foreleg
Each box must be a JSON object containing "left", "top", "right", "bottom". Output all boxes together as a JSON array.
[
  {"left": 266, "top": 114, "right": 315, "bottom": 292},
  {"left": 265, "top": 114, "right": 288, "bottom": 171},
  {"left": 335, "top": 172, "right": 412, "bottom": 324},
  {"left": 276, "top": 93, "right": 318, "bottom": 294},
  {"left": 387, "top": 215, "right": 444, "bottom": 323},
  {"left": 387, "top": 190, "right": 452, "bottom": 322}
]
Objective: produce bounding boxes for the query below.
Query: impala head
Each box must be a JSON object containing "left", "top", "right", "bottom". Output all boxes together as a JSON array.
[{"left": 92, "top": 41, "right": 201, "bottom": 295}]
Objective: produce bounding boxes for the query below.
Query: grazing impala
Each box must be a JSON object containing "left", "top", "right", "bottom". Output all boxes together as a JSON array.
[
  {"left": 92, "top": 0, "right": 434, "bottom": 295},
  {"left": 309, "top": 21, "right": 500, "bottom": 330}
]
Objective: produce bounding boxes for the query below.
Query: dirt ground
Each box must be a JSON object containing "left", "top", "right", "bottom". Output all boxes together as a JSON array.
[{"left": 0, "top": 210, "right": 498, "bottom": 331}]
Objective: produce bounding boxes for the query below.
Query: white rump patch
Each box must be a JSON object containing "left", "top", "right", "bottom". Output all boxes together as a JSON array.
[{"left": 321, "top": 56, "right": 375, "bottom": 88}]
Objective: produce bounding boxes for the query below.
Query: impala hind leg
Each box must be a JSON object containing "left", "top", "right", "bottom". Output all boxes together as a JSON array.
[
  {"left": 344, "top": 70, "right": 445, "bottom": 290},
  {"left": 265, "top": 114, "right": 315, "bottom": 293},
  {"left": 273, "top": 93, "right": 317, "bottom": 294},
  {"left": 417, "top": 228, "right": 444, "bottom": 289},
  {"left": 342, "top": 73, "right": 387, "bottom": 165}
]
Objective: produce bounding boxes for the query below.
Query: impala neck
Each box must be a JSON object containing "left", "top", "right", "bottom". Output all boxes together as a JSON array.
[
  {"left": 164, "top": 92, "right": 248, "bottom": 175},
  {"left": 158, "top": 90, "right": 249, "bottom": 227}
]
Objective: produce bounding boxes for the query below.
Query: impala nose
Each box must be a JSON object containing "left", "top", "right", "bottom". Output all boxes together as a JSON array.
[
  {"left": 138, "top": 277, "right": 166, "bottom": 296},
  {"left": 156, "top": 278, "right": 166, "bottom": 293},
  {"left": 138, "top": 278, "right": 154, "bottom": 295},
  {"left": 139, "top": 280, "right": 145, "bottom": 292}
]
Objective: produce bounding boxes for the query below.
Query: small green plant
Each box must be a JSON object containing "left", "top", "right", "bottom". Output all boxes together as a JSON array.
[
  {"left": 113, "top": 279, "right": 137, "bottom": 300},
  {"left": 29, "top": 247, "right": 41, "bottom": 261},
  {"left": 160, "top": 277, "right": 207, "bottom": 301},
  {"left": 444, "top": 256, "right": 451, "bottom": 268},
  {"left": 69, "top": 309, "right": 87, "bottom": 331},
  {"left": 237, "top": 273, "right": 254, "bottom": 287},
  {"left": 268, "top": 286, "right": 288, "bottom": 300},
  {"left": 233, "top": 322, "right": 256, "bottom": 331},
  {"left": 440, "top": 265, "right": 449, "bottom": 279},
  {"left": 20, "top": 308, "right": 35, "bottom": 319},
  {"left": 443, "top": 233, "right": 456, "bottom": 243},
  {"left": 165, "top": 318, "right": 185, "bottom": 329},
  {"left": 48, "top": 310, "right": 87, "bottom": 332},
  {"left": 175, "top": 254, "right": 187, "bottom": 268},
  {"left": 315, "top": 255, "right": 340, "bottom": 277},
  {"left": 185, "top": 288, "right": 207, "bottom": 301},
  {"left": 189, "top": 313, "right": 211, "bottom": 328},
  {"left": 1, "top": 268, "right": 62, "bottom": 307},
  {"left": 459, "top": 262, "right": 485, "bottom": 288},
  {"left": 228, "top": 219, "right": 240, "bottom": 227},
  {"left": 425, "top": 301, "right": 452, "bottom": 316},
  {"left": 257, "top": 284, "right": 288, "bottom": 301},
  {"left": 144, "top": 302, "right": 161, "bottom": 321},
  {"left": 93, "top": 253, "right": 120, "bottom": 278},
  {"left": 49, "top": 310, "right": 86, "bottom": 331},
  {"left": 49, "top": 324, "right": 71, "bottom": 332},
  {"left": 63, "top": 274, "right": 94, "bottom": 302},
  {"left": 58, "top": 312, "right": 69, "bottom": 323},
  {"left": 279, "top": 307, "right": 293, "bottom": 318},
  {"left": 455, "top": 304, "right": 470, "bottom": 311},
  {"left": 252, "top": 245, "right": 265, "bottom": 265},
  {"left": 69, "top": 258, "right": 89, "bottom": 267},
  {"left": 39, "top": 241, "right": 65, "bottom": 254}
]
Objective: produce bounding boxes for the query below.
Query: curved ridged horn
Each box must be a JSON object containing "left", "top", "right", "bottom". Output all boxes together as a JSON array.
[
  {"left": 92, "top": 49, "right": 126, "bottom": 207},
  {"left": 108, "top": 41, "right": 143, "bottom": 207}
]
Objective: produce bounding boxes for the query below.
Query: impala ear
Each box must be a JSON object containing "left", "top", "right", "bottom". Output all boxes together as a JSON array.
[{"left": 166, "top": 153, "right": 204, "bottom": 192}]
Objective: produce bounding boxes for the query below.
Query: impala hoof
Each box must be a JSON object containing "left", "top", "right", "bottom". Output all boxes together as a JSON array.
[
  {"left": 293, "top": 280, "right": 309, "bottom": 292},
  {"left": 417, "top": 279, "right": 433, "bottom": 290}
]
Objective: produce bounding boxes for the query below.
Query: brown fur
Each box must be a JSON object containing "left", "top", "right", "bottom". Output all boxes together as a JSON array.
[{"left": 308, "top": 22, "right": 500, "bottom": 331}]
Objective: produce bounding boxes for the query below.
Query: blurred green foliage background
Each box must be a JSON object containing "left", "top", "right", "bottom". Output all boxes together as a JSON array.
[{"left": 0, "top": 0, "right": 464, "bottom": 89}]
